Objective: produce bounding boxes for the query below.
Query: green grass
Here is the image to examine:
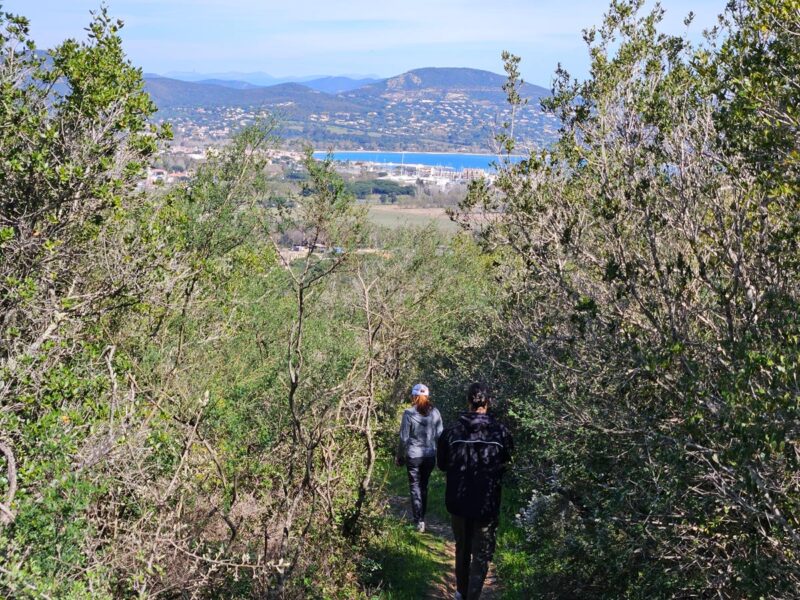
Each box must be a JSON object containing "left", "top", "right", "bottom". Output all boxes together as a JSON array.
[
  {"left": 367, "top": 206, "right": 460, "bottom": 232},
  {"left": 364, "top": 518, "right": 451, "bottom": 599},
  {"left": 492, "top": 486, "right": 534, "bottom": 600},
  {"left": 368, "top": 456, "right": 531, "bottom": 599},
  {"left": 361, "top": 458, "right": 452, "bottom": 599},
  {"left": 379, "top": 457, "right": 450, "bottom": 523}
]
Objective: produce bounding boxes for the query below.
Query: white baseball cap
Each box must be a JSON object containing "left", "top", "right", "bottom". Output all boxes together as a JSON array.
[{"left": 411, "top": 383, "right": 430, "bottom": 396}]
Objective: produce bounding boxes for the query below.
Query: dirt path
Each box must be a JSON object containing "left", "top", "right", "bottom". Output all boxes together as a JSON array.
[{"left": 387, "top": 495, "right": 500, "bottom": 600}]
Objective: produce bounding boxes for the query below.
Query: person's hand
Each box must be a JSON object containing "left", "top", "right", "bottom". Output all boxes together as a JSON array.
[{"left": 394, "top": 455, "right": 404, "bottom": 467}]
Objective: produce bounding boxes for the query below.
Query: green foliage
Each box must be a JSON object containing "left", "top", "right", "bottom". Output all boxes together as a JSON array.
[
  {"left": 448, "top": 1, "right": 800, "bottom": 597},
  {"left": 347, "top": 179, "right": 416, "bottom": 201},
  {"left": 365, "top": 517, "right": 450, "bottom": 600},
  {"left": 0, "top": 6, "right": 171, "bottom": 596},
  {"left": 0, "top": 5, "right": 497, "bottom": 597},
  {"left": 4, "top": 1, "right": 797, "bottom": 598},
  {"left": 364, "top": 456, "right": 450, "bottom": 600}
]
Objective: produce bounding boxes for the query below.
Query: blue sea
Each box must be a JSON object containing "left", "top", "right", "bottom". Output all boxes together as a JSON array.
[{"left": 312, "top": 151, "right": 521, "bottom": 172}]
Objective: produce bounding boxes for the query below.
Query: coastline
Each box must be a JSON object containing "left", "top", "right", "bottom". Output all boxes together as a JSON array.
[
  {"left": 309, "top": 149, "right": 525, "bottom": 172},
  {"left": 312, "top": 149, "right": 520, "bottom": 157}
]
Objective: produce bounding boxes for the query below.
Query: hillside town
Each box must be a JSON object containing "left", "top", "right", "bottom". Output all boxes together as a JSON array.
[{"left": 153, "top": 79, "right": 560, "bottom": 154}]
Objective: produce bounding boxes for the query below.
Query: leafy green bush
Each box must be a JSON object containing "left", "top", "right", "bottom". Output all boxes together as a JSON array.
[{"left": 443, "top": 1, "right": 800, "bottom": 597}]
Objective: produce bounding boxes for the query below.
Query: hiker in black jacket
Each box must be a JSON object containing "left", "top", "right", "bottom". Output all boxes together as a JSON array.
[{"left": 437, "top": 382, "right": 513, "bottom": 600}]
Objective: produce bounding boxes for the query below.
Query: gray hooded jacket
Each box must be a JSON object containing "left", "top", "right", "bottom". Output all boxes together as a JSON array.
[{"left": 399, "top": 406, "right": 444, "bottom": 459}]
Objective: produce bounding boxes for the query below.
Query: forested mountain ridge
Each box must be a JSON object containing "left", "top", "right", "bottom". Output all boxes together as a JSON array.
[
  {"left": 143, "top": 75, "right": 363, "bottom": 111},
  {"left": 144, "top": 67, "right": 558, "bottom": 151},
  {"left": 187, "top": 76, "right": 380, "bottom": 93},
  {"left": 144, "top": 66, "right": 549, "bottom": 105},
  {"left": 352, "top": 66, "right": 549, "bottom": 98}
]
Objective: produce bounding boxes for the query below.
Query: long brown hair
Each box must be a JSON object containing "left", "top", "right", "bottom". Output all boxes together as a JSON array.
[{"left": 414, "top": 394, "right": 433, "bottom": 416}]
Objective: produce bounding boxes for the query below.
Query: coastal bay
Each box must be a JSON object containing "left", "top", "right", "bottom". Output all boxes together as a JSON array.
[{"left": 312, "top": 150, "right": 522, "bottom": 171}]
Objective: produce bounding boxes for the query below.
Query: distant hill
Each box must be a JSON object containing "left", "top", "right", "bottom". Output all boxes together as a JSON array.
[
  {"left": 197, "top": 79, "right": 262, "bottom": 90},
  {"left": 188, "top": 77, "right": 379, "bottom": 93},
  {"left": 146, "top": 68, "right": 549, "bottom": 106},
  {"left": 164, "top": 71, "right": 294, "bottom": 86},
  {"left": 163, "top": 71, "right": 380, "bottom": 87},
  {"left": 356, "top": 67, "right": 550, "bottom": 99},
  {"left": 143, "top": 76, "right": 363, "bottom": 113},
  {"left": 302, "top": 76, "right": 380, "bottom": 94},
  {"left": 161, "top": 72, "right": 381, "bottom": 94},
  {"left": 145, "top": 67, "right": 558, "bottom": 152},
  {"left": 144, "top": 76, "right": 248, "bottom": 107}
]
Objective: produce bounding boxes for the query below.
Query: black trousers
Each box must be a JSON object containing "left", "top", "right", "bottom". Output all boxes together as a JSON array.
[
  {"left": 406, "top": 456, "right": 435, "bottom": 523},
  {"left": 451, "top": 515, "right": 498, "bottom": 600}
]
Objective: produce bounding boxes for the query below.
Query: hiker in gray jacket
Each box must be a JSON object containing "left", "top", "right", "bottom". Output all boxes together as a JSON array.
[{"left": 396, "top": 383, "right": 443, "bottom": 533}]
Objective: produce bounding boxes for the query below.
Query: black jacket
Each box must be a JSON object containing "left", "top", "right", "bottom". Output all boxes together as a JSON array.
[{"left": 437, "top": 412, "right": 514, "bottom": 520}]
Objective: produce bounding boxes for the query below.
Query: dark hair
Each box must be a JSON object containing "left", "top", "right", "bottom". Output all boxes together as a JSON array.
[
  {"left": 467, "top": 382, "right": 491, "bottom": 410},
  {"left": 414, "top": 394, "right": 432, "bottom": 416}
]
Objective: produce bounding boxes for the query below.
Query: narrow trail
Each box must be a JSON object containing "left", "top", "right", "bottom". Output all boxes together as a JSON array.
[{"left": 386, "top": 495, "right": 500, "bottom": 600}]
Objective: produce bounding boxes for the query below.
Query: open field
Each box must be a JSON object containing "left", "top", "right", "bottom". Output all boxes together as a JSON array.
[{"left": 367, "top": 205, "right": 460, "bottom": 232}]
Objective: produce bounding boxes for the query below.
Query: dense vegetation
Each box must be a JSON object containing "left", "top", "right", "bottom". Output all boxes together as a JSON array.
[
  {"left": 1, "top": 1, "right": 797, "bottom": 599},
  {"left": 0, "top": 8, "right": 473, "bottom": 597},
  {"left": 347, "top": 180, "right": 416, "bottom": 202},
  {"left": 449, "top": 1, "right": 800, "bottom": 597}
]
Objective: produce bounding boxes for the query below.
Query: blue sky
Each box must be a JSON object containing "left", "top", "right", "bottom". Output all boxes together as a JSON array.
[{"left": 7, "top": 1, "right": 724, "bottom": 84}]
